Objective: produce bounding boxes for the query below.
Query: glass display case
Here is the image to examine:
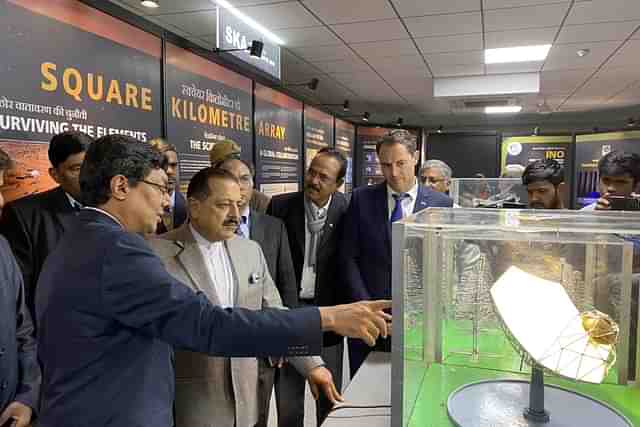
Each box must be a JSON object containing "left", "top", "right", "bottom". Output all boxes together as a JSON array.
[
  {"left": 449, "top": 178, "right": 528, "bottom": 208},
  {"left": 391, "top": 208, "right": 640, "bottom": 427}
]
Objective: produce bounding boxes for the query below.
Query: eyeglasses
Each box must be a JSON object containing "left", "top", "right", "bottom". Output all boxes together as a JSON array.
[
  {"left": 421, "top": 176, "right": 447, "bottom": 185},
  {"left": 141, "top": 180, "right": 170, "bottom": 196},
  {"left": 306, "top": 168, "right": 335, "bottom": 185}
]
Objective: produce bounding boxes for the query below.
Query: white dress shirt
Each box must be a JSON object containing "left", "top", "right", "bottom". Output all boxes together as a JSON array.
[
  {"left": 299, "top": 195, "right": 332, "bottom": 300},
  {"left": 190, "top": 225, "right": 235, "bottom": 308},
  {"left": 387, "top": 179, "right": 419, "bottom": 220}
]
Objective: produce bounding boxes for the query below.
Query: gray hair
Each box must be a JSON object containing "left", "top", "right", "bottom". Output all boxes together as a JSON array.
[
  {"left": 375, "top": 129, "right": 417, "bottom": 154},
  {"left": 420, "top": 159, "right": 452, "bottom": 181}
]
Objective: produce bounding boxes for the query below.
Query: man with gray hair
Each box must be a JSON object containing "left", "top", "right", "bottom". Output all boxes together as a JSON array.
[{"left": 420, "top": 159, "right": 453, "bottom": 194}]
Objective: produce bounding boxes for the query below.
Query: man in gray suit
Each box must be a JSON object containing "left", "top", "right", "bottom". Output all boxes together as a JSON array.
[{"left": 149, "top": 168, "right": 342, "bottom": 427}]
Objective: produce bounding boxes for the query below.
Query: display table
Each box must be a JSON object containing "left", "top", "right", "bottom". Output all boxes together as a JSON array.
[{"left": 323, "top": 352, "right": 391, "bottom": 427}]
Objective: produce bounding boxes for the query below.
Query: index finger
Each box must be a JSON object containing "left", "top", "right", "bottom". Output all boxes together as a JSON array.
[{"left": 366, "top": 300, "right": 392, "bottom": 311}]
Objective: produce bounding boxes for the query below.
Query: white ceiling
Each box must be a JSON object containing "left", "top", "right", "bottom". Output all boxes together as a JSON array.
[{"left": 109, "top": 0, "right": 640, "bottom": 129}]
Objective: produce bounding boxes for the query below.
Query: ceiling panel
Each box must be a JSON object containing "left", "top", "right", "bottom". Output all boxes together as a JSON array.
[
  {"left": 309, "top": 58, "right": 372, "bottom": 74},
  {"left": 415, "top": 33, "right": 483, "bottom": 54},
  {"left": 540, "top": 68, "right": 594, "bottom": 94},
  {"left": 367, "top": 53, "right": 427, "bottom": 68},
  {"left": 237, "top": 2, "right": 320, "bottom": 29},
  {"left": 484, "top": 3, "right": 569, "bottom": 32},
  {"left": 278, "top": 26, "right": 343, "bottom": 47},
  {"left": 301, "top": 0, "right": 396, "bottom": 24},
  {"left": 405, "top": 12, "right": 482, "bottom": 38},
  {"left": 351, "top": 39, "right": 419, "bottom": 59},
  {"left": 543, "top": 41, "right": 620, "bottom": 71},
  {"left": 425, "top": 50, "right": 484, "bottom": 66},
  {"left": 430, "top": 63, "right": 484, "bottom": 77},
  {"left": 288, "top": 44, "right": 359, "bottom": 62},
  {"left": 605, "top": 39, "right": 640, "bottom": 68},
  {"left": 330, "top": 71, "right": 382, "bottom": 86},
  {"left": 331, "top": 19, "right": 408, "bottom": 43},
  {"left": 114, "top": 0, "right": 214, "bottom": 15},
  {"left": 377, "top": 66, "right": 432, "bottom": 81},
  {"left": 392, "top": 80, "right": 434, "bottom": 96},
  {"left": 556, "top": 21, "right": 638, "bottom": 44},
  {"left": 486, "top": 61, "right": 543, "bottom": 74},
  {"left": 154, "top": 10, "right": 217, "bottom": 36},
  {"left": 390, "top": 0, "right": 480, "bottom": 17},
  {"left": 483, "top": 0, "right": 570, "bottom": 10},
  {"left": 566, "top": 0, "right": 640, "bottom": 25},
  {"left": 484, "top": 27, "right": 557, "bottom": 48}
]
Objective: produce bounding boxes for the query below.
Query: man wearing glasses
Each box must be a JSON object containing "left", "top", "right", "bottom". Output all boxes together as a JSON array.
[{"left": 419, "top": 159, "right": 453, "bottom": 195}]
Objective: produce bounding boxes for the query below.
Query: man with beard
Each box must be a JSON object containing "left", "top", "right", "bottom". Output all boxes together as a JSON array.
[
  {"left": 149, "top": 138, "right": 187, "bottom": 233},
  {"left": 522, "top": 159, "right": 565, "bottom": 209}
]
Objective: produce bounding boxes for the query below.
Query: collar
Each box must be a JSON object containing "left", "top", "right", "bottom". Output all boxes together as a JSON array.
[
  {"left": 83, "top": 207, "right": 125, "bottom": 229},
  {"left": 65, "top": 192, "right": 82, "bottom": 209},
  {"left": 387, "top": 178, "right": 419, "bottom": 200},
  {"left": 306, "top": 194, "right": 332, "bottom": 215},
  {"left": 189, "top": 224, "right": 216, "bottom": 251},
  {"left": 170, "top": 190, "right": 176, "bottom": 209}
]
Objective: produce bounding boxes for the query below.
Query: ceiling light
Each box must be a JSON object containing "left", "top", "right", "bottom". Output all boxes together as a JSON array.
[
  {"left": 485, "top": 105, "right": 523, "bottom": 114},
  {"left": 396, "top": 117, "right": 404, "bottom": 127},
  {"left": 362, "top": 112, "right": 370, "bottom": 122},
  {"left": 437, "top": 125, "right": 443, "bottom": 133},
  {"left": 626, "top": 118, "right": 636, "bottom": 127},
  {"left": 342, "top": 100, "right": 350, "bottom": 111},
  {"left": 484, "top": 44, "right": 552, "bottom": 64},
  {"left": 215, "top": 0, "right": 285, "bottom": 45},
  {"left": 140, "top": 0, "right": 159, "bottom": 7},
  {"left": 577, "top": 49, "right": 590, "bottom": 57}
]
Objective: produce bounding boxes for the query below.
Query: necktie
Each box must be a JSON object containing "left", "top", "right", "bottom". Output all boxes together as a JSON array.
[{"left": 390, "top": 193, "right": 409, "bottom": 223}]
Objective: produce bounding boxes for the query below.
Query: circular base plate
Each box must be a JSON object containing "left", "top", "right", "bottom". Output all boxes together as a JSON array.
[{"left": 447, "top": 379, "right": 632, "bottom": 427}]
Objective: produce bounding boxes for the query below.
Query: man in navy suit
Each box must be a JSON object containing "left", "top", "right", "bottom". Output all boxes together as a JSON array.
[
  {"left": 340, "top": 129, "right": 453, "bottom": 376},
  {"left": 35, "top": 135, "right": 391, "bottom": 427}
]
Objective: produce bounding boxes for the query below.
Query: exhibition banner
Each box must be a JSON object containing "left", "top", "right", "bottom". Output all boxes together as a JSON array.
[
  {"left": 335, "top": 118, "right": 354, "bottom": 193},
  {"left": 0, "top": 0, "right": 162, "bottom": 201},
  {"left": 501, "top": 135, "right": 574, "bottom": 207},
  {"left": 254, "top": 83, "right": 302, "bottom": 196},
  {"left": 165, "top": 42, "right": 252, "bottom": 190},
  {"left": 575, "top": 131, "right": 640, "bottom": 207},
  {"left": 303, "top": 106, "right": 333, "bottom": 169}
]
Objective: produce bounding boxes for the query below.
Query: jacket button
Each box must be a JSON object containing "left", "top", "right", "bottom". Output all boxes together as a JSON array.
[{"left": 0, "top": 348, "right": 5, "bottom": 356}]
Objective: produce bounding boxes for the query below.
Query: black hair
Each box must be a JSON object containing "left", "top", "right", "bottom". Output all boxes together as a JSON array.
[
  {"left": 598, "top": 151, "right": 640, "bottom": 184},
  {"left": 522, "top": 159, "right": 564, "bottom": 186},
  {"left": 0, "top": 148, "right": 13, "bottom": 171},
  {"left": 48, "top": 131, "right": 92, "bottom": 168},
  {"left": 316, "top": 147, "right": 347, "bottom": 182},
  {"left": 187, "top": 167, "right": 239, "bottom": 201},
  {"left": 79, "top": 135, "right": 165, "bottom": 207}
]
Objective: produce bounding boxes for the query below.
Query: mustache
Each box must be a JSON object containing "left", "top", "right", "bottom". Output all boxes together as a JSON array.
[
  {"left": 223, "top": 219, "right": 239, "bottom": 227},
  {"left": 305, "top": 183, "right": 321, "bottom": 192}
]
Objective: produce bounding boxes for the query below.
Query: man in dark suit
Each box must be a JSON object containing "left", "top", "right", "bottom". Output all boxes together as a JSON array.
[
  {"left": 340, "top": 129, "right": 453, "bottom": 376},
  {"left": 149, "top": 138, "right": 187, "bottom": 233},
  {"left": 0, "top": 149, "right": 40, "bottom": 427},
  {"left": 35, "top": 135, "right": 391, "bottom": 427},
  {"left": 267, "top": 148, "right": 349, "bottom": 426},
  {"left": 0, "top": 131, "right": 91, "bottom": 315}
]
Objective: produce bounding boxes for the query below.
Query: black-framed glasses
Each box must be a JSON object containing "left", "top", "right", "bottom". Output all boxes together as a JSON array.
[{"left": 141, "top": 180, "right": 170, "bottom": 196}]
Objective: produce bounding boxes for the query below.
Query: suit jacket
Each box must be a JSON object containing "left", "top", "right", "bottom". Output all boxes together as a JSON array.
[
  {"left": 267, "top": 192, "right": 348, "bottom": 347},
  {"left": 156, "top": 190, "right": 188, "bottom": 234},
  {"left": 249, "top": 210, "right": 298, "bottom": 308},
  {"left": 0, "top": 236, "right": 40, "bottom": 414},
  {"left": 35, "top": 209, "right": 322, "bottom": 427},
  {"left": 250, "top": 190, "right": 271, "bottom": 214},
  {"left": 339, "top": 182, "right": 453, "bottom": 301},
  {"left": 0, "top": 186, "right": 77, "bottom": 314},
  {"left": 150, "top": 225, "right": 322, "bottom": 427}
]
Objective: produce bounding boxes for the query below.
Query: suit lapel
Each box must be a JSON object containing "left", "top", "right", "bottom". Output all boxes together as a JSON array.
[
  {"left": 414, "top": 185, "right": 430, "bottom": 213},
  {"left": 377, "top": 184, "right": 392, "bottom": 253},
  {"left": 224, "top": 238, "right": 242, "bottom": 307},
  {"left": 50, "top": 187, "right": 76, "bottom": 232},
  {"left": 249, "top": 210, "right": 264, "bottom": 243},
  {"left": 317, "top": 195, "right": 339, "bottom": 251},
  {"left": 290, "top": 193, "right": 306, "bottom": 259},
  {"left": 174, "top": 227, "right": 222, "bottom": 306}
]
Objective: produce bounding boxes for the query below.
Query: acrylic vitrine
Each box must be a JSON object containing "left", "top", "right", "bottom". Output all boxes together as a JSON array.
[
  {"left": 391, "top": 208, "right": 640, "bottom": 427},
  {"left": 449, "top": 178, "right": 527, "bottom": 208}
]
